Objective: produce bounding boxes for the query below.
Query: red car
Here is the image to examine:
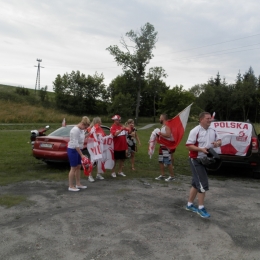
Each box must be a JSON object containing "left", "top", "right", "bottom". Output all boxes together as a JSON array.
[{"left": 32, "top": 125, "right": 110, "bottom": 164}]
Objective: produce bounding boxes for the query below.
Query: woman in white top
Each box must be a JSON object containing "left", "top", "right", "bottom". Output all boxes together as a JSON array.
[{"left": 67, "top": 116, "right": 90, "bottom": 192}]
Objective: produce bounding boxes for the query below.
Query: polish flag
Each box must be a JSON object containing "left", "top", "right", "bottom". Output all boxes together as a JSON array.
[
  {"left": 62, "top": 118, "right": 66, "bottom": 127},
  {"left": 211, "top": 112, "right": 216, "bottom": 120},
  {"left": 157, "top": 104, "right": 192, "bottom": 149}
]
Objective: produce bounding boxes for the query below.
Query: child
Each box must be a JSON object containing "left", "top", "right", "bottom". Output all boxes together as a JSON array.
[{"left": 125, "top": 119, "right": 141, "bottom": 170}]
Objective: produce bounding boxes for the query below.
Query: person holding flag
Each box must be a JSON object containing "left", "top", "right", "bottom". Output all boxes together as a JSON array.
[
  {"left": 185, "top": 112, "right": 221, "bottom": 218},
  {"left": 86, "top": 117, "right": 106, "bottom": 182},
  {"left": 155, "top": 114, "right": 176, "bottom": 181},
  {"left": 148, "top": 104, "right": 193, "bottom": 180}
]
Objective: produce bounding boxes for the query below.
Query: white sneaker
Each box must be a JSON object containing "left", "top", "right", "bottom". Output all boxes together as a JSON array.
[
  {"left": 155, "top": 175, "right": 165, "bottom": 180},
  {"left": 165, "top": 176, "right": 176, "bottom": 182},
  {"left": 76, "top": 185, "right": 87, "bottom": 189},
  {"left": 118, "top": 172, "right": 126, "bottom": 177},
  {"left": 111, "top": 172, "right": 116, "bottom": 178},
  {"left": 88, "top": 176, "right": 95, "bottom": 182},
  {"left": 68, "top": 187, "right": 80, "bottom": 192},
  {"left": 96, "top": 174, "right": 104, "bottom": 180}
]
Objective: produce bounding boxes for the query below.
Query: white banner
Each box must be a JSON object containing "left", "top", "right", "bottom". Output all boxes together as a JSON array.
[
  {"left": 101, "top": 135, "right": 115, "bottom": 170},
  {"left": 87, "top": 134, "right": 114, "bottom": 173},
  {"left": 211, "top": 121, "right": 252, "bottom": 156}
]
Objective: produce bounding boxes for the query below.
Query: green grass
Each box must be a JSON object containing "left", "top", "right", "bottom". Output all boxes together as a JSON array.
[
  {"left": 1, "top": 121, "right": 259, "bottom": 207},
  {"left": 0, "top": 130, "right": 70, "bottom": 186},
  {"left": 1, "top": 121, "right": 259, "bottom": 187},
  {"left": 0, "top": 124, "right": 194, "bottom": 186},
  {"left": 0, "top": 194, "right": 28, "bottom": 208}
]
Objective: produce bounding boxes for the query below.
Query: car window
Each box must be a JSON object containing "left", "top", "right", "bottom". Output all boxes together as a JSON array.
[{"left": 48, "top": 126, "right": 74, "bottom": 137}]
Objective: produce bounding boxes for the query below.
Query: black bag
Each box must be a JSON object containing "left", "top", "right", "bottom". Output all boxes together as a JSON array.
[
  {"left": 207, "top": 147, "right": 220, "bottom": 159},
  {"left": 198, "top": 148, "right": 220, "bottom": 166},
  {"left": 198, "top": 156, "right": 216, "bottom": 166}
]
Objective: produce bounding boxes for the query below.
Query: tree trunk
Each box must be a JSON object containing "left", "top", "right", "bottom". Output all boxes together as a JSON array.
[
  {"left": 135, "top": 79, "right": 141, "bottom": 125},
  {"left": 242, "top": 106, "right": 246, "bottom": 121},
  {"left": 153, "top": 94, "right": 156, "bottom": 123}
]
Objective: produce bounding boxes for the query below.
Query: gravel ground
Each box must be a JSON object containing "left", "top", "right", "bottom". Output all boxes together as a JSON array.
[{"left": 1, "top": 175, "right": 260, "bottom": 260}]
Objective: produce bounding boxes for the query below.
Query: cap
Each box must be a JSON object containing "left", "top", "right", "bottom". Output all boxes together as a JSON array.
[{"left": 111, "top": 115, "right": 121, "bottom": 120}]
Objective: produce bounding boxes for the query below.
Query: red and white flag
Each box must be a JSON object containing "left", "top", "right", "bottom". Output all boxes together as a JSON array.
[
  {"left": 157, "top": 103, "right": 192, "bottom": 149},
  {"left": 211, "top": 121, "right": 252, "bottom": 156},
  {"left": 62, "top": 118, "right": 66, "bottom": 127},
  {"left": 87, "top": 134, "right": 115, "bottom": 173}
]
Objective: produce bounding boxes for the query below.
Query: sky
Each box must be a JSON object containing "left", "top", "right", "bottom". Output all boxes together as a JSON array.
[{"left": 1, "top": 0, "right": 260, "bottom": 92}]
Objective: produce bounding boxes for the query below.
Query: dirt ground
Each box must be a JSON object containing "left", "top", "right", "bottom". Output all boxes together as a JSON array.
[{"left": 1, "top": 174, "right": 260, "bottom": 260}]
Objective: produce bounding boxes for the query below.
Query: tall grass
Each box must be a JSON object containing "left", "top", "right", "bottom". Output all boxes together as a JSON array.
[
  {"left": 0, "top": 97, "right": 158, "bottom": 125},
  {"left": 0, "top": 99, "right": 83, "bottom": 123}
]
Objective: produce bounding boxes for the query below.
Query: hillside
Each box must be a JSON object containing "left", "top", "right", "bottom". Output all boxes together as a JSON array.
[
  {"left": 0, "top": 84, "right": 84, "bottom": 124},
  {"left": 0, "top": 84, "right": 155, "bottom": 125}
]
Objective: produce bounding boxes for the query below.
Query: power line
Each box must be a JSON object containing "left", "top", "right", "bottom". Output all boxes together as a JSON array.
[
  {"left": 46, "top": 33, "right": 260, "bottom": 68},
  {"left": 172, "top": 47, "right": 260, "bottom": 63},
  {"left": 171, "top": 42, "right": 260, "bottom": 62},
  {"left": 66, "top": 47, "right": 260, "bottom": 70},
  {"left": 155, "top": 33, "right": 260, "bottom": 56},
  {"left": 11, "top": 33, "right": 258, "bottom": 74}
]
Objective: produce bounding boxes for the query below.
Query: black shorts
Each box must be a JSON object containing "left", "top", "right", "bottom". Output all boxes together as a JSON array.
[{"left": 114, "top": 150, "right": 126, "bottom": 160}]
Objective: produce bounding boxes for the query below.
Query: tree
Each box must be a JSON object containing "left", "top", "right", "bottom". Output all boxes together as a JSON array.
[
  {"left": 146, "top": 67, "right": 168, "bottom": 122},
  {"left": 106, "top": 22, "right": 158, "bottom": 124},
  {"left": 232, "top": 67, "right": 258, "bottom": 121},
  {"left": 158, "top": 85, "right": 195, "bottom": 117},
  {"left": 108, "top": 72, "right": 137, "bottom": 101},
  {"left": 53, "top": 71, "right": 107, "bottom": 114},
  {"left": 15, "top": 86, "right": 30, "bottom": 96},
  {"left": 107, "top": 92, "right": 134, "bottom": 119},
  {"left": 39, "top": 85, "right": 48, "bottom": 102}
]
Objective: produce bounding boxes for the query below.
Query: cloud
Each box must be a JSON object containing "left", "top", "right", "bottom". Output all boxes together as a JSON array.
[{"left": 0, "top": 0, "right": 259, "bottom": 90}]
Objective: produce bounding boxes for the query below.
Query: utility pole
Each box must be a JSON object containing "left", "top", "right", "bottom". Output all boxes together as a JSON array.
[{"left": 34, "top": 59, "right": 44, "bottom": 94}]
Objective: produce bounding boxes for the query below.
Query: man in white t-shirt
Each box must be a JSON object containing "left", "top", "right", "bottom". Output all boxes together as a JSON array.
[
  {"left": 155, "top": 114, "right": 176, "bottom": 182},
  {"left": 185, "top": 112, "right": 221, "bottom": 218}
]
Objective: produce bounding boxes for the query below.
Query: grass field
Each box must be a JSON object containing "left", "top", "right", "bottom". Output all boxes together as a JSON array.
[
  {"left": 1, "top": 122, "right": 260, "bottom": 207},
  {"left": 0, "top": 122, "right": 198, "bottom": 186}
]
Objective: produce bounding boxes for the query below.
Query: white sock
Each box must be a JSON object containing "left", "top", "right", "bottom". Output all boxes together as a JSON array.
[
  {"left": 187, "top": 202, "right": 193, "bottom": 207},
  {"left": 198, "top": 205, "right": 204, "bottom": 209}
]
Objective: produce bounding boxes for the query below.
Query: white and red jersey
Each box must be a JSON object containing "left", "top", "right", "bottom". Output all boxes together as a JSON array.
[
  {"left": 186, "top": 125, "right": 220, "bottom": 158},
  {"left": 110, "top": 123, "right": 128, "bottom": 151},
  {"left": 87, "top": 125, "right": 105, "bottom": 137}
]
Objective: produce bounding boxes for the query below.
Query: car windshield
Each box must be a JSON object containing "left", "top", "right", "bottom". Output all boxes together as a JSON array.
[{"left": 48, "top": 126, "right": 74, "bottom": 137}]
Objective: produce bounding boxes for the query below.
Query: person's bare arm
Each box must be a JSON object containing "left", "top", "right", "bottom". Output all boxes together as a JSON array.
[
  {"left": 159, "top": 125, "right": 171, "bottom": 138},
  {"left": 186, "top": 144, "right": 208, "bottom": 154},
  {"left": 212, "top": 139, "right": 221, "bottom": 148},
  {"left": 135, "top": 132, "right": 141, "bottom": 145}
]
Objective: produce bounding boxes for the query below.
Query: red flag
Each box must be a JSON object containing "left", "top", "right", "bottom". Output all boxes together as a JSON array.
[
  {"left": 62, "top": 118, "right": 66, "bottom": 127},
  {"left": 157, "top": 104, "right": 192, "bottom": 149}
]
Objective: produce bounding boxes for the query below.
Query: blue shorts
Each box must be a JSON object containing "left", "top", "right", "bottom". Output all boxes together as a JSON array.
[
  {"left": 162, "top": 157, "right": 172, "bottom": 166},
  {"left": 67, "top": 148, "right": 82, "bottom": 167},
  {"left": 158, "top": 146, "right": 172, "bottom": 165}
]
